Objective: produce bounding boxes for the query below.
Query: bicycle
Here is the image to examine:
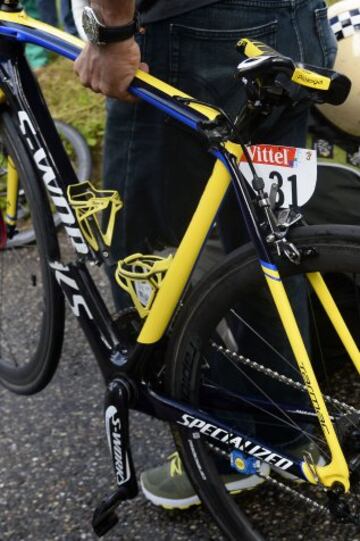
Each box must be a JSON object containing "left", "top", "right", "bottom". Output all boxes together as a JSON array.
[{"left": 0, "top": 3, "right": 360, "bottom": 540}]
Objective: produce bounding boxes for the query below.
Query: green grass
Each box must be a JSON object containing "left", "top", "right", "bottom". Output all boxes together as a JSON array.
[{"left": 38, "top": 56, "right": 105, "bottom": 180}]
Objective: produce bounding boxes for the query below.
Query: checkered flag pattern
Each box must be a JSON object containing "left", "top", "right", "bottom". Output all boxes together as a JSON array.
[{"left": 330, "top": 8, "right": 360, "bottom": 40}]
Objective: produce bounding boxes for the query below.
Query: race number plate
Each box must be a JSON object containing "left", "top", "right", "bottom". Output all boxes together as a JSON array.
[{"left": 239, "top": 144, "right": 317, "bottom": 208}]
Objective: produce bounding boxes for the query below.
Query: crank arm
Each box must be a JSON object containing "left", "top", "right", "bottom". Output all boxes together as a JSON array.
[{"left": 93, "top": 378, "right": 138, "bottom": 537}]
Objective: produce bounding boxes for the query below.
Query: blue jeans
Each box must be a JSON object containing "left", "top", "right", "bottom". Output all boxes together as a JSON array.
[
  {"left": 61, "top": 0, "right": 77, "bottom": 35},
  {"left": 103, "top": 0, "right": 337, "bottom": 448},
  {"left": 36, "top": 0, "right": 58, "bottom": 26},
  {"left": 36, "top": 0, "right": 77, "bottom": 34}
]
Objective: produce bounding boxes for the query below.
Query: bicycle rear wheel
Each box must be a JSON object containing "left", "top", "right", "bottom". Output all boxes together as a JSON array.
[
  {"left": 166, "top": 224, "right": 360, "bottom": 540},
  {"left": 0, "top": 111, "right": 64, "bottom": 395},
  {"left": 54, "top": 119, "right": 92, "bottom": 182}
]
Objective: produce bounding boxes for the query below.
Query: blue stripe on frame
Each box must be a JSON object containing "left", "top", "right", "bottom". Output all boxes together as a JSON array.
[
  {"left": 131, "top": 89, "right": 231, "bottom": 166},
  {"left": 263, "top": 272, "right": 281, "bottom": 282},
  {"left": 131, "top": 87, "right": 200, "bottom": 131},
  {"left": 0, "top": 20, "right": 231, "bottom": 165},
  {"left": 260, "top": 259, "right": 279, "bottom": 272},
  {"left": 0, "top": 22, "right": 80, "bottom": 60}
]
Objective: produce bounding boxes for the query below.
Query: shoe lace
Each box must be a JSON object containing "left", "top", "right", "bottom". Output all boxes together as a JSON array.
[{"left": 169, "top": 452, "right": 183, "bottom": 477}]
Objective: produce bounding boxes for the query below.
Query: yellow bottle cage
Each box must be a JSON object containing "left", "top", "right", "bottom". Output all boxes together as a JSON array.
[
  {"left": 238, "top": 37, "right": 331, "bottom": 91},
  {"left": 115, "top": 253, "right": 173, "bottom": 319},
  {"left": 67, "top": 181, "right": 123, "bottom": 252}
]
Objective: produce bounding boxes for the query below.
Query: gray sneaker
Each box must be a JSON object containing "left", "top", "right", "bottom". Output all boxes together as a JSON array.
[{"left": 140, "top": 452, "right": 270, "bottom": 510}]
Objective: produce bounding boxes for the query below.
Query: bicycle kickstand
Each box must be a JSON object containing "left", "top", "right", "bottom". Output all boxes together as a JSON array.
[{"left": 92, "top": 378, "right": 138, "bottom": 537}]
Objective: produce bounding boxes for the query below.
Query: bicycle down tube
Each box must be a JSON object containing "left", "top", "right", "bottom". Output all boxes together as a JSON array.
[{"left": 0, "top": 9, "right": 358, "bottom": 493}]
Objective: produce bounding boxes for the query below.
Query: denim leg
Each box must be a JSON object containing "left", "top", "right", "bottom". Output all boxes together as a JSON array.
[
  {"left": 103, "top": 97, "right": 168, "bottom": 308},
  {"left": 61, "top": 0, "right": 78, "bottom": 35},
  {"left": 36, "top": 0, "right": 58, "bottom": 26}
]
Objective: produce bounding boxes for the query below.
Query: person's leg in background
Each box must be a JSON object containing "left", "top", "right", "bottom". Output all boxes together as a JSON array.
[
  {"left": 102, "top": 25, "right": 174, "bottom": 310},
  {"left": 22, "top": 0, "right": 50, "bottom": 70},
  {"left": 61, "top": 0, "right": 78, "bottom": 35},
  {"left": 36, "top": 0, "right": 58, "bottom": 27}
]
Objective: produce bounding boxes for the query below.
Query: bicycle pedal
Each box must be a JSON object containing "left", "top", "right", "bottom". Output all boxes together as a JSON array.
[
  {"left": 92, "top": 486, "right": 134, "bottom": 537},
  {"left": 92, "top": 506, "right": 118, "bottom": 537}
]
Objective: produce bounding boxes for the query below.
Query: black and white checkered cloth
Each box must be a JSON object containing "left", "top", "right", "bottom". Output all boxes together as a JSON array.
[{"left": 330, "top": 8, "right": 360, "bottom": 40}]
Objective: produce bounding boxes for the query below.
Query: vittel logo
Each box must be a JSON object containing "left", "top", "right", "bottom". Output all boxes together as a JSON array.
[
  {"left": 18, "top": 111, "right": 88, "bottom": 255},
  {"left": 241, "top": 144, "right": 297, "bottom": 167}
]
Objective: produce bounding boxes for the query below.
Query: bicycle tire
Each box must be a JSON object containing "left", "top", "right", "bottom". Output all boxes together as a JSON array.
[
  {"left": 166, "top": 224, "right": 360, "bottom": 541},
  {"left": 0, "top": 110, "right": 65, "bottom": 395},
  {"left": 1, "top": 120, "right": 91, "bottom": 248},
  {"left": 54, "top": 119, "right": 92, "bottom": 181}
]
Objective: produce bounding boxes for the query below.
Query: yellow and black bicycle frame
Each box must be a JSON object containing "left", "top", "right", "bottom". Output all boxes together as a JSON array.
[{"left": 0, "top": 7, "right": 359, "bottom": 493}]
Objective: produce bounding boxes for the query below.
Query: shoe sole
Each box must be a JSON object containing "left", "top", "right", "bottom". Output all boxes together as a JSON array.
[
  {"left": 140, "top": 472, "right": 268, "bottom": 510},
  {"left": 141, "top": 480, "right": 201, "bottom": 509}
]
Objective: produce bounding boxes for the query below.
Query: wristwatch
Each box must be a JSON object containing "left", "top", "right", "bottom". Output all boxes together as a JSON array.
[{"left": 82, "top": 6, "right": 140, "bottom": 45}]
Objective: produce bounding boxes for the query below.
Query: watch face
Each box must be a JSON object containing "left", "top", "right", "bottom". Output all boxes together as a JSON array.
[{"left": 82, "top": 7, "right": 100, "bottom": 44}]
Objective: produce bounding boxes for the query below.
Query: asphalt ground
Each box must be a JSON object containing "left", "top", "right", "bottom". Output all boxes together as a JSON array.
[
  {"left": 0, "top": 292, "right": 225, "bottom": 541},
  {"left": 1, "top": 235, "right": 360, "bottom": 540},
  {"left": 0, "top": 236, "right": 226, "bottom": 541}
]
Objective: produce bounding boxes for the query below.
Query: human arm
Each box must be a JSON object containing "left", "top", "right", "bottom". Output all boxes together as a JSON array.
[{"left": 74, "top": 0, "right": 148, "bottom": 102}]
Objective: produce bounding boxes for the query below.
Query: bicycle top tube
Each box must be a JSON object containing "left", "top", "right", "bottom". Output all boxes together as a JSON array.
[{"left": 0, "top": 9, "right": 227, "bottom": 146}]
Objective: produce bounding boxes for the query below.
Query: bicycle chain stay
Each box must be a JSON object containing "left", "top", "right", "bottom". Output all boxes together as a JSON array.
[
  {"left": 210, "top": 340, "right": 360, "bottom": 522},
  {"left": 210, "top": 340, "right": 360, "bottom": 417},
  {"left": 206, "top": 356, "right": 360, "bottom": 525},
  {"left": 207, "top": 440, "right": 335, "bottom": 515}
]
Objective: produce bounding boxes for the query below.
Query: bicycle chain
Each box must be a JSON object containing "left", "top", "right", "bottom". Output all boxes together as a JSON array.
[
  {"left": 207, "top": 441, "right": 331, "bottom": 515},
  {"left": 210, "top": 340, "right": 360, "bottom": 416},
  {"left": 209, "top": 340, "right": 360, "bottom": 519}
]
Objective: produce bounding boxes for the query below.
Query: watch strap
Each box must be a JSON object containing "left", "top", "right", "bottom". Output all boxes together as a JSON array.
[{"left": 98, "top": 11, "right": 140, "bottom": 44}]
